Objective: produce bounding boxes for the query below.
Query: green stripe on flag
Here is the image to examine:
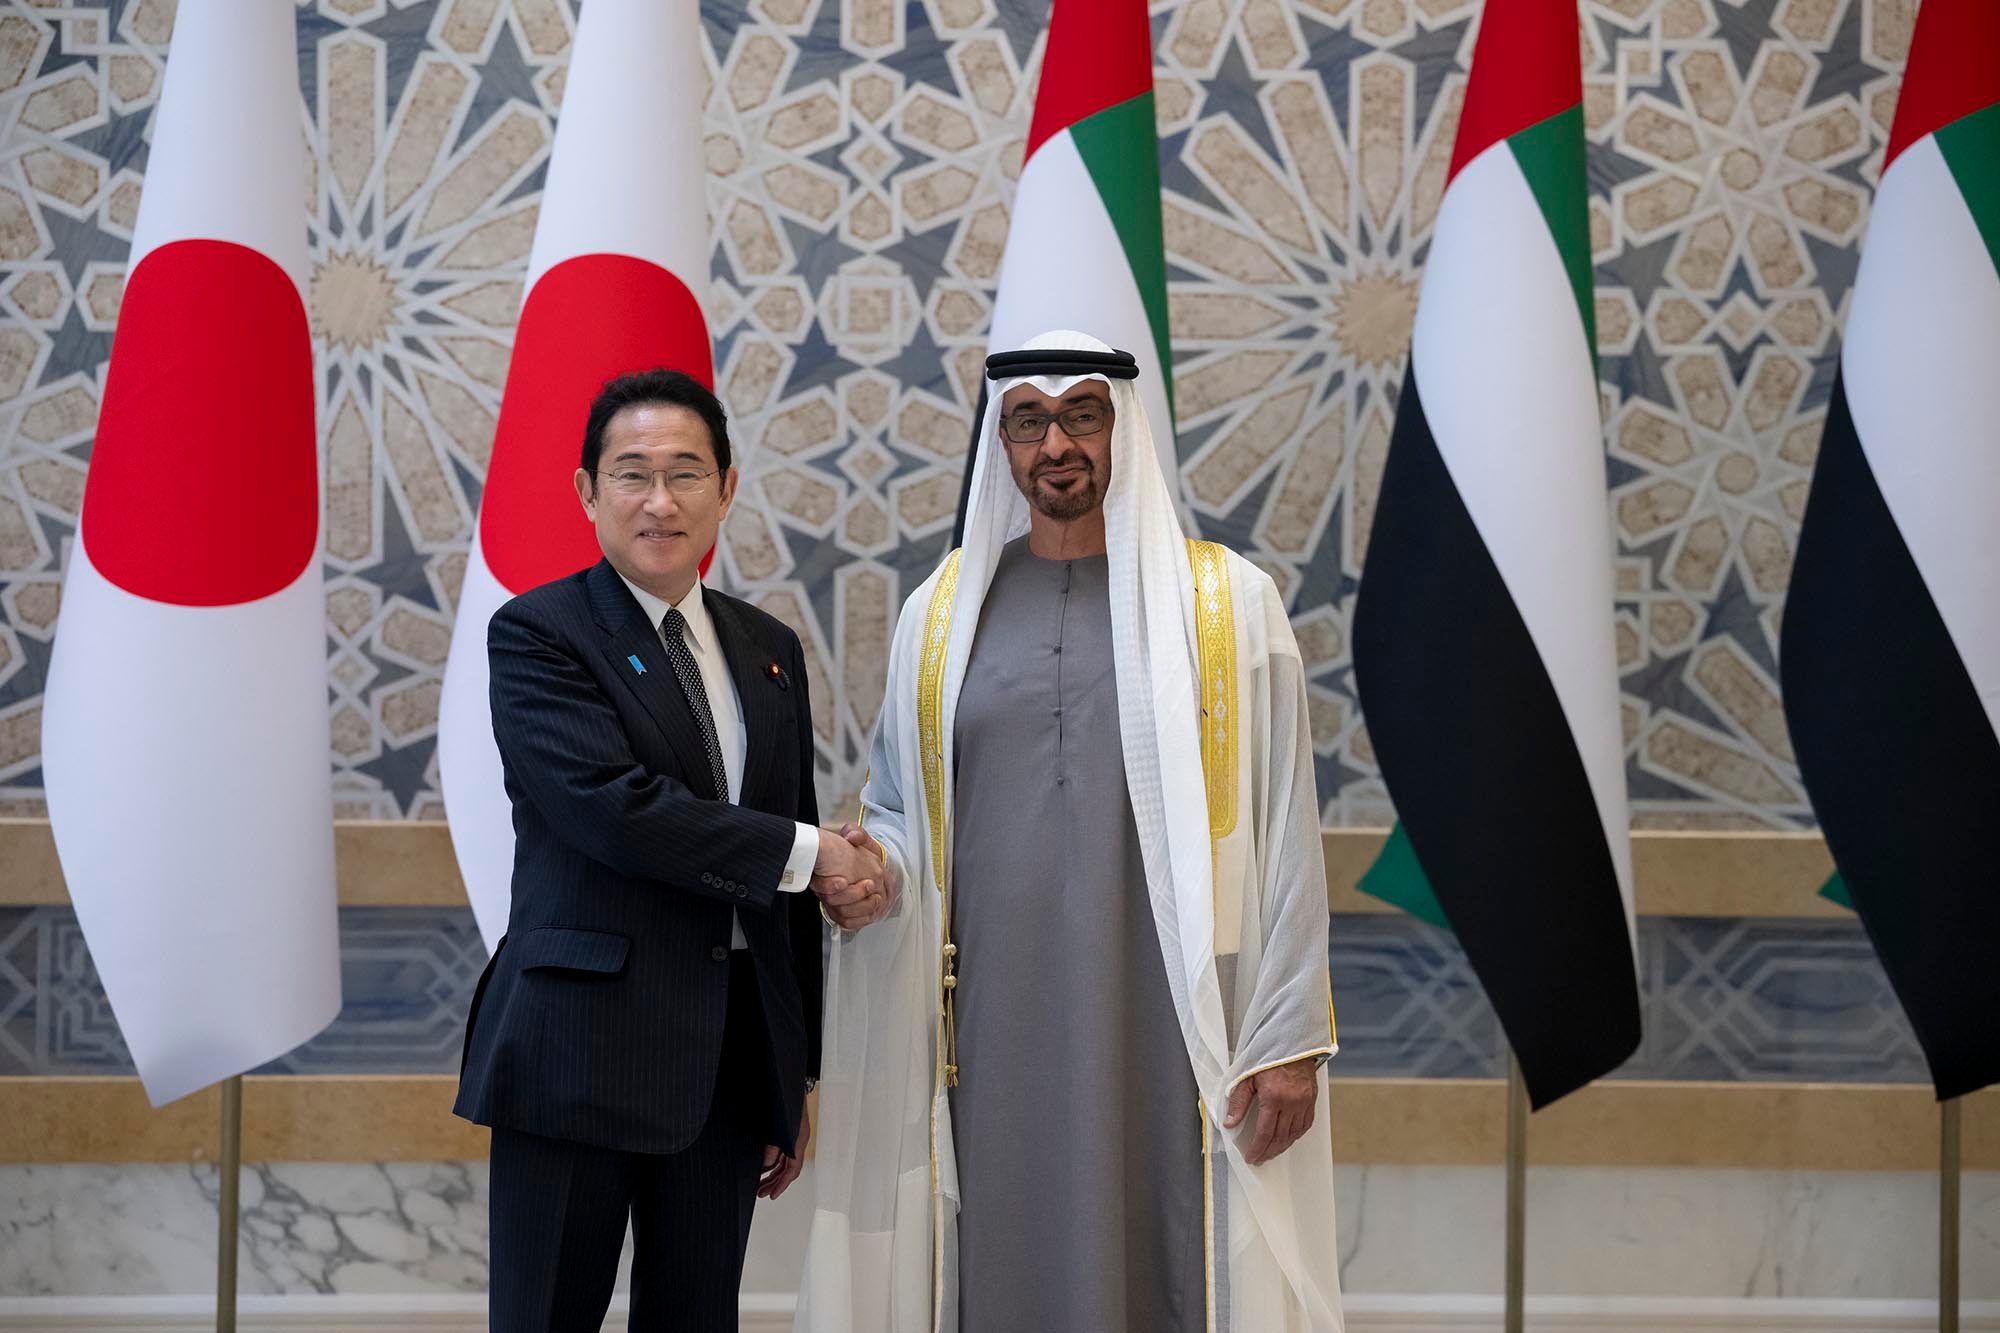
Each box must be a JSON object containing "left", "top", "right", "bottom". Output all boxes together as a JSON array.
[
  {"left": 1936, "top": 103, "right": 2000, "bottom": 282},
  {"left": 1506, "top": 104, "right": 1597, "bottom": 365},
  {"left": 1358, "top": 822, "right": 1452, "bottom": 930},
  {"left": 1819, "top": 870, "right": 1854, "bottom": 911},
  {"left": 1069, "top": 90, "right": 1175, "bottom": 423}
]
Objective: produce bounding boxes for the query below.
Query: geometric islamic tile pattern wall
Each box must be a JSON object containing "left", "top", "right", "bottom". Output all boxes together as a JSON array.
[
  {"left": 1327, "top": 913, "right": 1929, "bottom": 1082},
  {"left": 0, "top": 1, "right": 1918, "bottom": 829},
  {"left": 0, "top": 906, "right": 1933, "bottom": 1083}
]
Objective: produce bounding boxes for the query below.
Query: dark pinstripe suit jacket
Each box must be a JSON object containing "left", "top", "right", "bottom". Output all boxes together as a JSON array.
[{"left": 453, "top": 558, "right": 822, "bottom": 1155}]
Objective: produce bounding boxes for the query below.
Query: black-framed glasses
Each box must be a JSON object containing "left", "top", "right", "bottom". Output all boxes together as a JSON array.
[
  {"left": 597, "top": 466, "right": 721, "bottom": 497},
  {"left": 999, "top": 404, "right": 1110, "bottom": 445}
]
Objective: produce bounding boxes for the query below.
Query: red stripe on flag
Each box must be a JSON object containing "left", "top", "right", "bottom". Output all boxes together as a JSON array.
[
  {"left": 1448, "top": 0, "right": 1583, "bottom": 185},
  {"left": 481, "top": 253, "right": 714, "bottom": 595},
  {"left": 83, "top": 239, "right": 316, "bottom": 606},
  {"left": 1024, "top": 0, "right": 1153, "bottom": 165},
  {"left": 1884, "top": 0, "right": 2000, "bottom": 170}
]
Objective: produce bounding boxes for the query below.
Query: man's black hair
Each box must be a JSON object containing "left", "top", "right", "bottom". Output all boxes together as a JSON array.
[{"left": 580, "top": 368, "right": 731, "bottom": 486}]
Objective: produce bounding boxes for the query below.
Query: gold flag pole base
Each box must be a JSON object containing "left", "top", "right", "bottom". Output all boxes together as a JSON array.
[
  {"left": 1941, "top": 1095, "right": 1961, "bottom": 1333},
  {"left": 1505, "top": 1053, "right": 1527, "bottom": 1333},
  {"left": 216, "top": 1075, "right": 242, "bottom": 1333}
]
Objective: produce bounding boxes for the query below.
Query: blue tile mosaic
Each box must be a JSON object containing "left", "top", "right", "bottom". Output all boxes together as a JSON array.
[
  {"left": 1323, "top": 914, "right": 1930, "bottom": 1085},
  {"left": 1323, "top": 913, "right": 1501, "bottom": 1079},
  {"left": 0, "top": 907, "right": 1930, "bottom": 1085},
  {"left": 1636, "top": 916, "right": 1927, "bottom": 1083}
]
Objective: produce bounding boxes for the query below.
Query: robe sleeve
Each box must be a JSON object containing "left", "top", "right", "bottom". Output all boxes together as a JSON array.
[
  {"left": 857, "top": 629, "right": 917, "bottom": 921},
  {"left": 1224, "top": 585, "right": 1336, "bottom": 1095},
  {"left": 796, "top": 572, "right": 947, "bottom": 1333}
]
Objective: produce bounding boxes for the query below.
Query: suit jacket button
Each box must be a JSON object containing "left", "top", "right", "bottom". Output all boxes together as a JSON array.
[{"left": 710, "top": 945, "right": 729, "bottom": 962}]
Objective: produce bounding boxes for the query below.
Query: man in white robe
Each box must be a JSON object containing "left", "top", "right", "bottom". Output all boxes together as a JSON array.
[{"left": 798, "top": 330, "right": 1344, "bottom": 1332}]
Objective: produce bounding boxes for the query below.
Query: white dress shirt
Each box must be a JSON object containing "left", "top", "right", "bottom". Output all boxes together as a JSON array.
[{"left": 619, "top": 574, "right": 819, "bottom": 948}]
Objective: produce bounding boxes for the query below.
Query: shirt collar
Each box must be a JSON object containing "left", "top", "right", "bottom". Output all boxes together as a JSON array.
[{"left": 619, "top": 572, "right": 716, "bottom": 657}]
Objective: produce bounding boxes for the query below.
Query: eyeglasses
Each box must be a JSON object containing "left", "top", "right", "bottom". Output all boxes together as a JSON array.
[
  {"left": 597, "top": 467, "right": 721, "bottom": 496},
  {"left": 999, "top": 404, "right": 1109, "bottom": 445}
]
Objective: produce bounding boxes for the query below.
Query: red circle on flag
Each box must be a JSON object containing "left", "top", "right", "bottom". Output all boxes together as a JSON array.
[
  {"left": 479, "top": 253, "right": 715, "bottom": 595},
  {"left": 83, "top": 239, "right": 318, "bottom": 606}
]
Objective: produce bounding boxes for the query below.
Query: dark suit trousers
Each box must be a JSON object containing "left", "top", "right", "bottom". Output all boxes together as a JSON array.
[{"left": 488, "top": 955, "right": 786, "bottom": 1332}]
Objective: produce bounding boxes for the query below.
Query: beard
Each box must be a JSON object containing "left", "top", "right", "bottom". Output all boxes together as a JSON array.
[{"left": 1026, "top": 460, "right": 1106, "bottom": 520}]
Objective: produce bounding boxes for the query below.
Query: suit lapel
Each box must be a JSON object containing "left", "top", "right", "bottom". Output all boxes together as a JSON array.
[
  {"left": 587, "top": 561, "right": 721, "bottom": 799},
  {"left": 708, "top": 591, "right": 783, "bottom": 811}
]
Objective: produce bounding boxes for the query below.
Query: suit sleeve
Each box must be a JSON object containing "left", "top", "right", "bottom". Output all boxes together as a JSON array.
[
  {"left": 487, "top": 598, "right": 797, "bottom": 908},
  {"left": 786, "top": 630, "right": 826, "bottom": 1081}
]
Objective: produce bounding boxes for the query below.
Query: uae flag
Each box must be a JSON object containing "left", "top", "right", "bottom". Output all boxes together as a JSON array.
[
  {"left": 1351, "top": 0, "right": 1639, "bottom": 1108},
  {"left": 39, "top": 0, "right": 340, "bottom": 1105},
  {"left": 437, "top": 0, "right": 717, "bottom": 951},
  {"left": 1780, "top": 0, "right": 2000, "bottom": 1101},
  {"left": 959, "top": 0, "right": 1173, "bottom": 530}
]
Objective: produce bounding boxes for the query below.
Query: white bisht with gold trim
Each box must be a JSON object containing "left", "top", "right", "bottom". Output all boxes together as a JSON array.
[{"left": 797, "top": 331, "right": 1343, "bottom": 1332}]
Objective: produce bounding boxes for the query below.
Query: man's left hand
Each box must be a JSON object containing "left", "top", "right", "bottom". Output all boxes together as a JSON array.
[
  {"left": 758, "top": 1104, "right": 809, "bottom": 1200},
  {"left": 1222, "top": 1057, "right": 1319, "bottom": 1166}
]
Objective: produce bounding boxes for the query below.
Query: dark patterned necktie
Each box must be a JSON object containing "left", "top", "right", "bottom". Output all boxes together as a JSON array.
[{"left": 661, "top": 608, "right": 730, "bottom": 801}]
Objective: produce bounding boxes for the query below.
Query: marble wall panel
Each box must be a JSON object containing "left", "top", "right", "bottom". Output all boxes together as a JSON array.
[{"left": 1, "top": 1160, "right": 1994, "bottom": 1301}]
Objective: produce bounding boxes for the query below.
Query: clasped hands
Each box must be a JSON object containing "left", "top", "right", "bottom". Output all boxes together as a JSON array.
[{"left": 811, "top": 822, "right": 897, "bottom": 930}]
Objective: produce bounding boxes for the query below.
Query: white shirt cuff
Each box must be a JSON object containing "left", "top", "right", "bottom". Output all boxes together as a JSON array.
[{"left": 778, "top": 822, "right": 819, "bottom": 894}]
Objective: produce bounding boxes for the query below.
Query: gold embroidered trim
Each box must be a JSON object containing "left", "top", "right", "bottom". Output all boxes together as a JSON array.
[
  {"left": 1188, "top": 540, "right": 1238, "bottom": 848},
  {"left": 921, "top": 551, "right": 965, "bottom": 1090},
  {"left": 919, "top": 550, "right": 961, "bottom": 896},
  {"left": 917, "top": 549, "right": 962, "bottom": 1333},
  {"left": 1187, "top": 538, "right": 1234, "bottom": 1333}
]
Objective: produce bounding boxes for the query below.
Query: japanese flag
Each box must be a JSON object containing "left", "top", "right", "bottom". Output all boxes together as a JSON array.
[{"left": 41, "top": 0, "right": 340, "bottom": 1107}]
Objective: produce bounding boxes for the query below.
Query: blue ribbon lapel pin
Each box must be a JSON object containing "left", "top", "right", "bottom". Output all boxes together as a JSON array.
[{"left": 627, "top": 654, "right": 646, "bottom": 675}]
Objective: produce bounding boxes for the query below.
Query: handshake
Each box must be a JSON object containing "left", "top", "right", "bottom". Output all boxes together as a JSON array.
[{"left": 810, "top": 822, "right": 898, "bottom": 931}]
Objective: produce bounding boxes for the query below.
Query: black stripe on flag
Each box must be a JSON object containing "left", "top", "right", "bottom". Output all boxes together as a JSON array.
[
  {"left": 1780, "top": 372, "right": 2000, "bottom": 1101},
  {"left": 1354, "top": 365, "right": 1641, "bottom": 1109}
]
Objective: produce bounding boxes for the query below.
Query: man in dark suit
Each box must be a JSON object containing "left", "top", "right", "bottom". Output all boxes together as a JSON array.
[{"left": 455, "top": 368, "right": 893, "bottom": 1331}]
